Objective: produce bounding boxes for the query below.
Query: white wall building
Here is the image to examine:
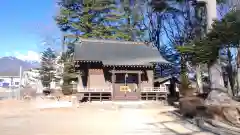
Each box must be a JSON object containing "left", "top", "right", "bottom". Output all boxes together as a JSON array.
[
  {"left": 21, "top": 66, "right": 63, "bottom": 93},
  {"left": 0, "top": 76, "right": 20, "bottom": 87},
  {"left": 21, "top": 69, "right": 43, "bottom": 93}
]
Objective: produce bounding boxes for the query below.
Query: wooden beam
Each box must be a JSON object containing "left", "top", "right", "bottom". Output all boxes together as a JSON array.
[
  {"left": 103, "top": 65, "right": 153, "bottom": 68},
  {"left": 110, "top": 70, "right": 143, "bottom": 74}
]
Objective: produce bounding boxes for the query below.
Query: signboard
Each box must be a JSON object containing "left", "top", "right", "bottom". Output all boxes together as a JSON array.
[
  {"left": 120, "top": 86, "right": 131, "bottom": 92},
  {"left": 89, "top": 69, "right": 103, "bottom": 75}
]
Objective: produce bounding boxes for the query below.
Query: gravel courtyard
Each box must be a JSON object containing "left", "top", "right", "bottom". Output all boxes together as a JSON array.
[{"left": 0, "top": 100, "right": 215, "bottom": 135}]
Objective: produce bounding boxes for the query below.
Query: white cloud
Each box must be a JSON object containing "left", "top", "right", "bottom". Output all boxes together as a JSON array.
[
  {"left": 5, "top": 52, "right": 10, "bottom": 56},
  {"left": 5, "top": 51, "right": 41, "bottom": 62}
]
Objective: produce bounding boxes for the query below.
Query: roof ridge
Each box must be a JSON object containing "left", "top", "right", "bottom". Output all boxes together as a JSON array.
[{"left": 80, "top": 38, "right": 145, "bottom": 45}]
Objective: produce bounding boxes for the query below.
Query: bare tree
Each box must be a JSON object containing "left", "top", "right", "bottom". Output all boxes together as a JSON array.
[{"left": 143, "top": 1, "right": 207, "bottom": 94}]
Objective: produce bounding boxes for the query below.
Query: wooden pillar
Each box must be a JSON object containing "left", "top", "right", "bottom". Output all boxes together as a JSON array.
[
  {"left": 138, "top": 72, "right": 141, "bottom": 90},
  {"left": 100, "top": 92, "right": 102, "bottom": 102},
  {"left": 87, "top": 63, "right": 90, "bottom": 89},
  {"left": 138, "top": 72, "right": 141, "bottom": 100},
  {"left": 88, "top": 92, "right": 91, "bottom": 101},
  {"left": 111, "top": 68, "right": 115, "bottom": 100},
  {"left": 160, "top": 65, "right": 163, "bottom": 77},
  {"left": 152, "top": 67, "right": 155, "bottom": 88}
]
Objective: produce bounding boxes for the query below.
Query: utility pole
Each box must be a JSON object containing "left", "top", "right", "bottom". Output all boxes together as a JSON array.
[
  {"left": 18, "top": 66, "right": 22, "bottom": 100},
  {"left": 19, "top": 66, "right": 22, "bottom": 85},
  {"left": 61, "top": 34, "right": 66, "bottom": 56}
]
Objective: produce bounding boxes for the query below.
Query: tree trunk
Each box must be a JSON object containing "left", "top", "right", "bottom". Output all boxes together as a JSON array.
[
  {"left": 237, "top": 68, "right": 240, "bottom": 96},
  {"left": 227, "top": 48, "right": 235, "bottom": 96},
  {"left": 196, "top": 64, "right": 203, "bottom": 93},
  {"left": 237, "top": 47, "right": 240, "bottom": 96},
  {"left": 209, "top": 61, "right": 225, "bottom": 91},
  {"left": 227, "top": 79, "right": 233, "bottom": 97}
]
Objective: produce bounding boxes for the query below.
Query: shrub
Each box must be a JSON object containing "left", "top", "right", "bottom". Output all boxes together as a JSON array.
[
  {"left": 61, "top": 83, "right": 77, "bottom": 95},
  {"left": 179, "top": 73, "right": 193, "bottom": 96}
]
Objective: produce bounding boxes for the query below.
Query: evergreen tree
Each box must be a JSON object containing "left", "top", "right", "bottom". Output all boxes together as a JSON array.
[
  {"left": 55, "top": 0, "right": 129, "bottom": 40},
  {"left": 55, "top": 0, "right": 145, "bottom": 94},
  {"left": 177, "top": 10, "right": 240, "bottom": 95},
  {"left": 178, "top": 11, "right": 240, "bottom": 65},
  {"left": 40, "top": 48, "right": 57, "bottom": 88},
  {"left": 118, "top": 0, "right": 146, "bottom": 41},
  {"left": 59, "top": 36, "right": 78, "bottom": 95}
]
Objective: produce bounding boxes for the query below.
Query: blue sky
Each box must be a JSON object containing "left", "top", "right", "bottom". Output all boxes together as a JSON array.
[
  {"left": 0, "top": 1, "right": 230, "bottom": 61},
  {"left": 0, "top": 0, "right": 61, "bottom": 61}
]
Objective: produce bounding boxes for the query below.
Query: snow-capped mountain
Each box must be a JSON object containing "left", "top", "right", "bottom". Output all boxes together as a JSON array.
[{"left": 0, "top": 56, "right": 40, "bottom": 76}]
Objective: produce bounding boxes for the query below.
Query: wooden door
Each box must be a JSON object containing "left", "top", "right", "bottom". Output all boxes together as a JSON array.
[{"left": 113, "top": 83, "right": 140, "bottom": 100}]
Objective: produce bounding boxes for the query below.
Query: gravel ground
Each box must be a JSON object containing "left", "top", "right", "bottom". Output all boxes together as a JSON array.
[{"left": 0, "top": 100, "right": 216, "bottom": 135}]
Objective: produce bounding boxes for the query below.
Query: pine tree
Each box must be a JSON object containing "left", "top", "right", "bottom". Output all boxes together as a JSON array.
[
  {"left": 55, "top": 0, "right": 146, "bottom": 94},
  {"left": 59, "top": 37, "right": 79, "bottom": 95},
  {"left": 118, "top": 0, "right": 146, "bottom": 41},
  {"left": 63, "top": 43, "right": 77, "bottom": 76},
  {"left": 178, "top": 11, "right": 240, "bottom": 65},
  {"left": 55, "top": 0, "right": 129, "bottom": 40},
  {"left": 177, "top": 10, "right": 240, "bottom": 96},
  {"left": 40, "top": 48, "right": 57, "bottom": 88}
]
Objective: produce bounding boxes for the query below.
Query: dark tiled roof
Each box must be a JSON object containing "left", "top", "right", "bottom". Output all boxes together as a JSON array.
[
  {"left": 154, "top": 76, "right": 172, "bottom": 83},
  {"left": 154, "top": 76, "right": 180, "bottom": 84},
  {"left": 74, "top": 39, "right": 170, "bottom": 65}
]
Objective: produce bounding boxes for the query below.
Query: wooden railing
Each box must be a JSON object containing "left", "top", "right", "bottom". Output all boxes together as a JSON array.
[
  {"left": 78, "top": 87, "right": 112, "bottom": 92},
  {"left": 142, "top": 87, "right": 168, "bottom": 93},
  {"left": 77, "top": 86, "right": 168, "bottom": 93}
]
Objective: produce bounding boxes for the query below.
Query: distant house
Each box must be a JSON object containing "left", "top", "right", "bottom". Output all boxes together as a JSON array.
[
  {"left": 154, "top": 76, "right": 180, "bottom": 92},
  {"left": 21, "top": 69, "right": 45, "bottom": 93},
  {"left": 0, "top": 71, "right": 20, "bottom": 87},
  {"left": 21, "top": 68, "right": 62, "bottom": 93},
  {"left": 0, "top": 56, "right": 39, "bottom": 88}
]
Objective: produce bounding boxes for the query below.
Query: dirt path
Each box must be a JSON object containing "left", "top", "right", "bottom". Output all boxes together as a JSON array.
[{"left": 0, "top": 101, "right": 215, "bottom": 135}]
